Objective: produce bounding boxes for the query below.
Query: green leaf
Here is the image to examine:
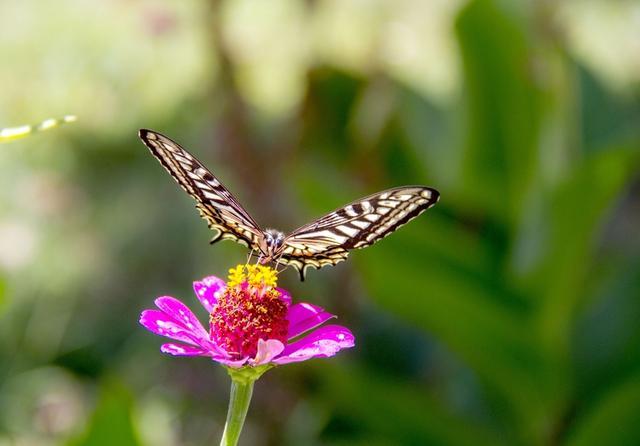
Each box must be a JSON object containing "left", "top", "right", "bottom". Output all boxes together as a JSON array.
[
  {"left": 529, "top": 146, "right": 640, "bottom": 361},
  {"left": 317, "top": 364, "right": 506, "bottom": 446},
  {"left": 356, "top": 224, "right": 551, "bottom": 441},
  {"left": 0, "top": 276, "right": 5, "bottom": 310},
  {"left": 567, "top": 374, "right": 640, "bottom": 446},
  {"left": 455, "top": 0, "right": 543, "bottom": 223}
]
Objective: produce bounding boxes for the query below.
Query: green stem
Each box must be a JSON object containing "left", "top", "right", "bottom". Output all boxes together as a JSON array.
[
  {"left": 218, "top": 365, "right": 272, "bottom": 446},
  {"left": 219, "top": 379, "right": 254, "bottom": 446}
]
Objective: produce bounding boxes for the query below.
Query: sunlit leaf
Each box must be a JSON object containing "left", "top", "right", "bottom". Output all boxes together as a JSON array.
[{"left": 0, "top": 115, "right": 76, "bottom": 143}]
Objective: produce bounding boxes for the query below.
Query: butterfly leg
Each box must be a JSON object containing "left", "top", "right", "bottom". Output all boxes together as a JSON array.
[
  {"left": 274, "top": 258, "right": 292, "bottom": 275},
  {"left": 275, "top": 262, "right": 290, "bottom": 277},
  {"left": 245, "top": 249, "right": 255, "bottom": 266}
]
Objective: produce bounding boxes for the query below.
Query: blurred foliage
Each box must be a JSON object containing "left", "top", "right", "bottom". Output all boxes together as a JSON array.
[
  {"left": 67, "top": 380, "right": 141, "bottom": 446},
  {"left": 1, "top": 0, "right": 639, "bottom": 445}
]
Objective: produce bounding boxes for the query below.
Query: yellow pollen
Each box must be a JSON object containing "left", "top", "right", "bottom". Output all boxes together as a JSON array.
[
  {"left": 227, "top": 265, "right": 246, "bottom": 287},
  {"left": 227, "top": 264, "right": 278, "bottom": 288}
]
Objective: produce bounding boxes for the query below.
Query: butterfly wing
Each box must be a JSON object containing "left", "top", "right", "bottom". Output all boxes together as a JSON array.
[
  {"left": 279, "top": 186, "right": 439, "bottom": 280},
  {"left": 138, "top": 129, "right": 264, "bottom": 248}
]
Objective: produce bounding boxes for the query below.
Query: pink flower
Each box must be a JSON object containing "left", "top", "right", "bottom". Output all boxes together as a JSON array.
[{"left": 139, "top": 265, "right": 354, "bottom": 368}]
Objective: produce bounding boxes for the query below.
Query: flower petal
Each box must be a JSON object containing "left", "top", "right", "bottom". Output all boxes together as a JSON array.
[
  {"left": 154, "top": 296, "right": 209, "bottom": 339},
  {"left": 274, "top": 325, "right": 355, "bottom": 365},
  {"left": 287, "top": 303, "right": 335, "bottom": 340},
  {"left": 140, "top": 309, "right": 205, "bottom": 347},
  {"left": 193, "top": 276, "right": 225, "bottom": 313},
  {"left": 251, "top": 339, "right": 285, "bottom": 365},
  {"left": 276, "top": 287, "right": 291, "bottom": 306},
  {"left": 160, "top": 343, "right": 210, "bottom": 356},
  {"left": 214, "top": 356, "right": 250, "bottom": 368}
]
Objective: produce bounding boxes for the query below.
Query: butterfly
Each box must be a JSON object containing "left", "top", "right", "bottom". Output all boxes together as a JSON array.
[{"left": 139, "top": 129, "right": 440, "bottom": 280}]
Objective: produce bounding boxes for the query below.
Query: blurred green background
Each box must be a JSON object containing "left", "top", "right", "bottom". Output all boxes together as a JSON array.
[{"left": 1, "top": 0, "right": 639, "bottom": 445}]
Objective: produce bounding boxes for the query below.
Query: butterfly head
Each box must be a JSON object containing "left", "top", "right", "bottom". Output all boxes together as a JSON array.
[{"left": 262, "top": 228, "right": 285, "bottom": 260}]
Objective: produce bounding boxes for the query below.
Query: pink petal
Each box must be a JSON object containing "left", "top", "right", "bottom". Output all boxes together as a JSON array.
[
  {"left": 154, "top": 296, "right": 209, "bottom": 340},
  {"left": 276, "top": 287, "right": 291, "bottom": 306},
  {"left": 193, "top": 276, "right": 225, "bottom": 313},
  {"left": 140, "top": 309, "right": 205, "bottom": 347},
  {"left": 251, "top": 339, "right": 285, "bottom": 365},
  {"left": 287, "top": 303, "right": 335, "bottom": 340},
  {"left": 273, "top": 325, "right": 355, "bottom": 365},
  {"left": 160, "top": 343, "right": 210, "bottom": 356},
  {"left": 214, "top": 356, "right": 250, "bottom": 368}
]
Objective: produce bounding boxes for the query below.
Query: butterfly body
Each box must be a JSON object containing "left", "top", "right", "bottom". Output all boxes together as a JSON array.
[
  {"left": 139, "top": 129, "right": 440, "bottom": 280},
  {"left": 256, "top": 228, "right": 286, "bottom": 263}
]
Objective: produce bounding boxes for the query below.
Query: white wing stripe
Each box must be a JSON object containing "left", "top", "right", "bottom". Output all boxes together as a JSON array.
[
  {"left": 294, "top": 230, "right": 348, "bottom": 244},
  {"left": 336, "top": 224, "right": 358, "bottom": 237},
  {"left": 345, "top": 205, "right": 358, "bottom": 217},
  {"left": 351, "top": 220, "right": 370, "bottom": 229},
  {"left": 365, "top": 214, "right": 381, "bottom": 222},
  {"left": 202, "top": 190, "right": 222, "bottom": 200}
]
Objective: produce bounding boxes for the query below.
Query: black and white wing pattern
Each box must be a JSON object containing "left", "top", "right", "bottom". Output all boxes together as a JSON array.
[
  {"left": 278, "top": 186, "right": 439, "bottom": 280},
  {"left": 138, "top": 129, "right": 264, "bottom": 247},
  {"left": 139, "top": 129, "right": 440, "bottom": 281}
]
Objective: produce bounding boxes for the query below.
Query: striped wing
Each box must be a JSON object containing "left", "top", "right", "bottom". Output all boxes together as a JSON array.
[
  {"left": 138, "top": 129, "right": 264, "bottom": 248},
  {"left": 279, "top": 186, "right": 439, "bottom": 280}
]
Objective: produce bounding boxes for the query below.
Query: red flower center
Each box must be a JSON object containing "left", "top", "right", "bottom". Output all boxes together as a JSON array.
[{"left": 210, "top": 284, "right": 289, "bottom": 359}]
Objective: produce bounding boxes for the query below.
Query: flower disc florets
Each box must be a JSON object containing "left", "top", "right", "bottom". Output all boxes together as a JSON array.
[{"left": 210, "top": 265, "right": 288, "bottom": 358}]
